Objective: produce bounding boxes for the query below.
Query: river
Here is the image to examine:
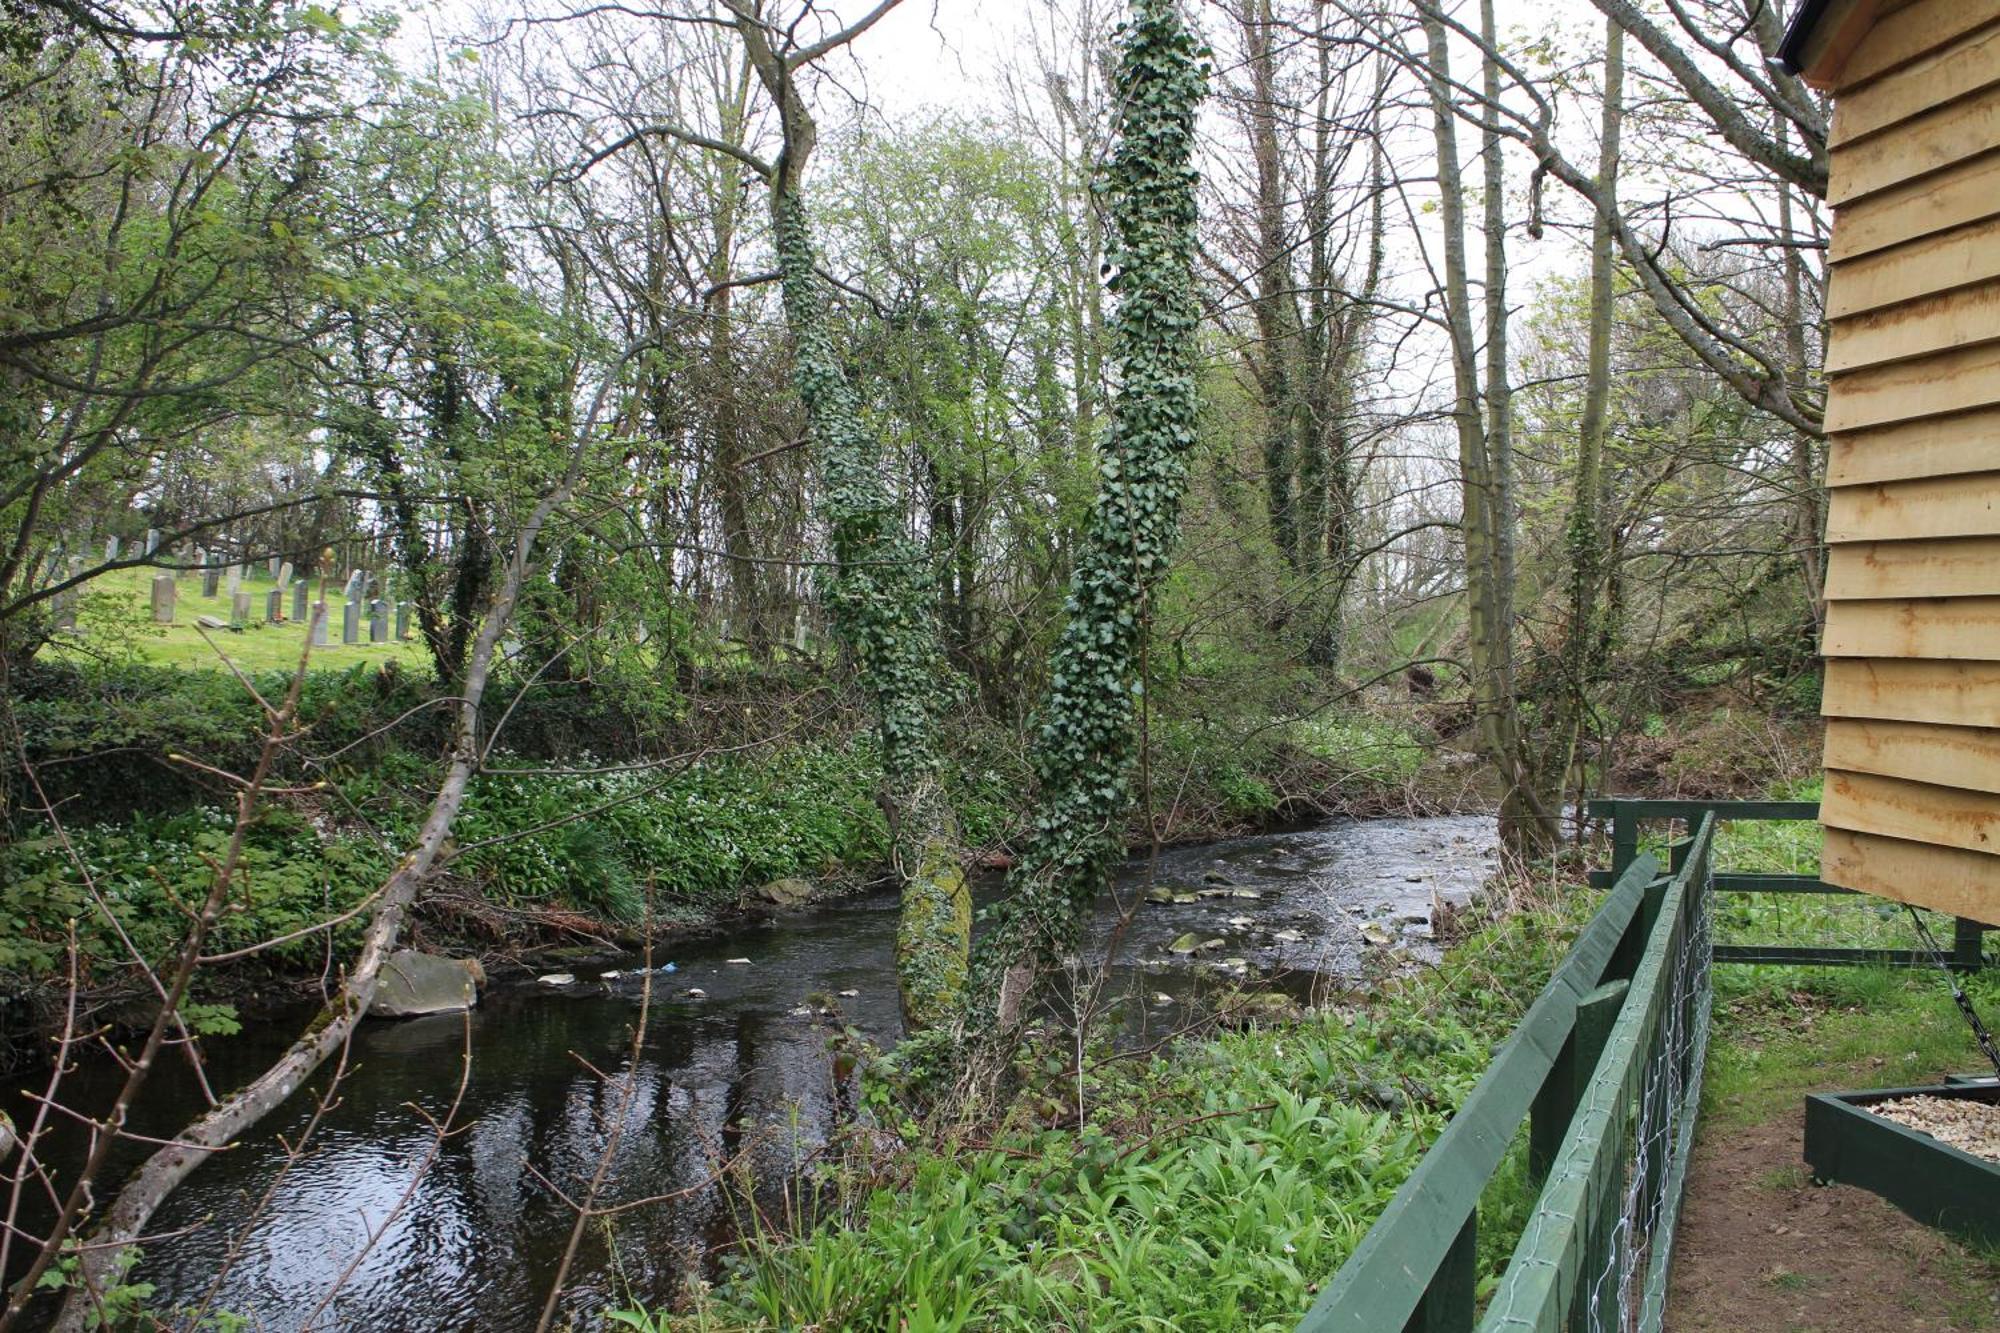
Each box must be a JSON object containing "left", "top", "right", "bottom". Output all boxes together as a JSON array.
[{"left": 2, "top": 813, "right": 1496, "bottom": 1330}]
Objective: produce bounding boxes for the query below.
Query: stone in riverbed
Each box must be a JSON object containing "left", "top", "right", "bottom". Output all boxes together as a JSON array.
[
  {"left": 1358, "top": 920, "right": 1395, "bottom": 947},
  {"left": 750, "top": 877, "right": 816, "bottom": 908},
  {"left": 1168, "top": 932, "right": 1201, "bottom": 955},
  {"left": 370, "top": 950, "right": 483, "bottom": 1017},
  {"left": 1144, "top": 886, "right": 1177, "bottom": 905}
]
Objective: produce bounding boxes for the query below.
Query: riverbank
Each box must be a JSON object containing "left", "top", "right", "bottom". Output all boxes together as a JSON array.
[
  {"left": 0, "top": 658, "right": 1468, "bottom": 1067},
  {"left": 615, "top": 829, "right": 2000, "bottom": 1333},
  {"left": 619, "top": 867, "right": 1587, "bottom": 1330}
]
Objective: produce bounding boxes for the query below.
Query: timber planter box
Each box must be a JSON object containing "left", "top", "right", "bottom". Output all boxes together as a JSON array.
[{"left": 1804, "top": 1083, "right": 2000, "bottom": 1245}]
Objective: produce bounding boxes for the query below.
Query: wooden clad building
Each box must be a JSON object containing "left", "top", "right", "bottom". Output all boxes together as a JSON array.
[{"left": 1782, "top": 0, "right": 2000, "bottom": 925}]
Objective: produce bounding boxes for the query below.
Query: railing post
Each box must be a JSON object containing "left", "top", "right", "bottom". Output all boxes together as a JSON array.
[
  {"left": 1530, "top": 979, "right": 1630, "bottom": 1182},
  {"left": 1954, "top": 917, "right": 1987, "bottom": 971},
  {"left": 1403, "top": 1214, "right": 1477, "bottom": 1333},
  {"left": 1611, "top": 803, "right": 1637, "bottom": 879}
]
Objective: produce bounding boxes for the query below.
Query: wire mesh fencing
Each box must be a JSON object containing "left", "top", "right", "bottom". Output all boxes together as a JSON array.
[{"left": 1480, "top": 817, "right": 1716, "bottom": 1333}]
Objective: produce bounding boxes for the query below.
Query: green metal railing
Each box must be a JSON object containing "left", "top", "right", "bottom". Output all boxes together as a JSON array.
[
  {"left": 1299, "top": 816, "right": 1715, "bottom": 1333},
  {"left": 1586, "top": 799, "right": 1990, "bottom": 970}
]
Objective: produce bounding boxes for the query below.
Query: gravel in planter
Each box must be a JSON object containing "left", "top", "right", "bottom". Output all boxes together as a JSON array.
[{"left": 1872, "top": 1093, "right": 2000, "bottom": 1165}]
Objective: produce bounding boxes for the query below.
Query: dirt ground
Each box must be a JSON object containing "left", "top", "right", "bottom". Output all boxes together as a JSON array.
[{"left": 1669, "top": 1105, "right": 2000, "bottom": 1332}]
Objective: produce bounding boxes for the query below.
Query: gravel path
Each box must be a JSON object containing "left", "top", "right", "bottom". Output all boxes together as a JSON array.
[{"left": 1872, "top": 1094, "right": 2000, "bottom": 1164}]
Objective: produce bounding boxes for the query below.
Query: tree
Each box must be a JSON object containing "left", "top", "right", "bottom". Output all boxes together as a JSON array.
[
  {"left": 969, "top": 0, "right": 1208, "bottom": 1041},
  {"left": 0, "top": 5, "right": 385, "bottom": 666}
]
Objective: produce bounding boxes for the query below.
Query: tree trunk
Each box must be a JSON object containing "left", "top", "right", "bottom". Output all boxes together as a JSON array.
[
  {"left": 1421, "top": 0, "right": 1558, "bottom": 861},
  {"left": 1558, "top": 16, "right": 1623, "bottom": 824},
  {"left": 731, "top": 9, "right": 969, "bottom": 1031},
  {"left": 969, "top": 0, "right": 1206, "bottom": 1041}
]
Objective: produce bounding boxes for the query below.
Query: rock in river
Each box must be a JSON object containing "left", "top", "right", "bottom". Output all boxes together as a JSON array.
[
  {"left": 751, "top": 877, "right": 816, "bottom": 908},
  {"left": 370, "top": 950, "right": 483, "bottom": 1017}
]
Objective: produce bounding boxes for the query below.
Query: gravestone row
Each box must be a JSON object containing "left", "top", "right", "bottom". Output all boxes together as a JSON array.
[{"left": 105, "top": 557, "right": 418, "bottom": 648}]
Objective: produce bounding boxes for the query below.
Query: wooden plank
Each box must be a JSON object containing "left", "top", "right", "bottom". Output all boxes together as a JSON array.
[
  {"left": 1821, "top": 826, "right": 2000, "bottom": 919},
  {"left": 1711, "top": 873, "right": 1856, "bottom": 896},
  {"left": 1829, "top": 92, "right": 2000, "bottom": 206},
  {"left": 1824, "top": 717, "right": 2000, "bottom": 794},
  {"left": 1829, "top": 216, "right": 2000, "bottom": 320},
  {"left": 1821, "top": 596, "right": 2000, "bottom": 659},
  {"left": 1584, "top": 798, "right": 1818, "bottom": 823},
  {"left": 1825, "top": 473, "right": 2000, "bottom": 542},
  {"left": 1843, "top": 0, "right": 2000, "bottom": 89},
  {"left": 1824, "top": 340, "right": 2000, "bottom": 432},
  {"left": 1824, "top": 657, "right": 2000, "bottom": 726},
  {"left": 1825, "top": 536, "right": 2000, "bottom": 599},
  {"left": 1829, "top": 151, "right": 2000, "bottom": 262},
  {"left": 1827, "top": 407, "right": 2000, "bottom": 485},
  {"left": 1833, "top": 20, "right": 2000, "bottom": 146},
  {"left": 1716, "top": 945, "right": 1930, "bottom": 966},
  {"left": 1827, "top": 277, "right": 2000, "bottom": 373},
  {"left": 1821, "top": 768, "right": 2000, "bottom": 856}
]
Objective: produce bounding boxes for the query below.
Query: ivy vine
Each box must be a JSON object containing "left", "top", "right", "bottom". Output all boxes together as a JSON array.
[
  {"left": 970, "top": 0, "right": 1208, "bottom": 1021},
  {"left": 771, "top": 191, "right": 969, "bottom": 1031}
]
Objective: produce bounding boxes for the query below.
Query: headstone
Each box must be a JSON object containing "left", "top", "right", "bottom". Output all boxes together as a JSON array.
[
  {"left": 196, "top": 614, "right": 227, "bottom": 631},
  {"left": 150, "top": 575, "right": 175, "bottom": 624},
  {"left": 369, "top": 599, "right": 388, "bottom": 642},
  {"left": 277, "top": 561, "right": 293, "bottom": 590},
  {"left": 342, "top": 569, "right": 365, "bottom": 603},
  {"left": 266, "top": 589, "right": 284, "bottom": 623},
  {"left": 268, "top": 556, "right": 282, "bottom": 577},
  {"left": 144, "top": 529, "right": 160, "bottom": 556},
  {"left": 225, "top": 565, "right": 242, "bottom": 596},
  {"left": 311, "top": 602, "right": 329, "bottom": 646},
  {"left": 342, "top": 601, "right": 359, "bottom": 644},
  {"left": 292, "top": 580, "right": 309, "bottom": 622},
  {"left": 231, "top": 591, "right": 252, "bottom": 627},
  {"left": 394, "top": 601, "right": 410, "bottom": 641},
  {"left": 103, "top": 535, "right": 119, "bottom": 562},
  {"left": 52, "top": 590, "right": 77, "bottom": 631},
  {"left": 202, "top": 568, "right": 220, "bottom": 598}
]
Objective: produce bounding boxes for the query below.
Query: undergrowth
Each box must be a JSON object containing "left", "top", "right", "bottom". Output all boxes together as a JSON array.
[{"left": 614, "top": 882, "right": 1593, "bottom": 1331}]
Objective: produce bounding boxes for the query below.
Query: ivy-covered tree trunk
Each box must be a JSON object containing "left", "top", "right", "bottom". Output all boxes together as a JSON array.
[
  {"left": 767, "top": 192, "right": 969, "bottom": 1029},
  {"left": 968, "top": 0, "right": 1206, "bottom": 1038},
  {"left": 723, "top": 0, "right": 969, "bottom": 1029}
]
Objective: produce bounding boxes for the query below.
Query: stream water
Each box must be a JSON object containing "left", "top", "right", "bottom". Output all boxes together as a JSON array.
[{"left": 2, "top": 813, "right": 1496, "bottom": 1331}]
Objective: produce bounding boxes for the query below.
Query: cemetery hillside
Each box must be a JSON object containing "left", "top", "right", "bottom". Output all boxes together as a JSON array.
[{"left": 1, "top": 0, "right": 1996, "bottom": 1329}]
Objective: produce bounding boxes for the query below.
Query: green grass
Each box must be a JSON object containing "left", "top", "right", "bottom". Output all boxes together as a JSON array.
[
  {"left": 1704, "top": 963, "right": 2000, "bottom": 1132},
  {"left": 55, "top": 564, "right": 428, "bottom": 673}
]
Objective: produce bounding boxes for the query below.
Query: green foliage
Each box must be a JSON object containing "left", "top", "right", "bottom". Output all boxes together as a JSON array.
[
  {"left": 0, "top": 808, "right": 387, "bottom": 979},
  {"left": 449, "top": 744, "right": 887, "bottom": 922}
]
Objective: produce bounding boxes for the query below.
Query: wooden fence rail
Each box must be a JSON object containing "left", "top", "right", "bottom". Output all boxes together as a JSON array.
[
  {"left": 1297, "top": 829, "right": 1692, "bottom": 1332},
  {"left": 1585, "top": 798, "right": 1989, "bottom": 970}
]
